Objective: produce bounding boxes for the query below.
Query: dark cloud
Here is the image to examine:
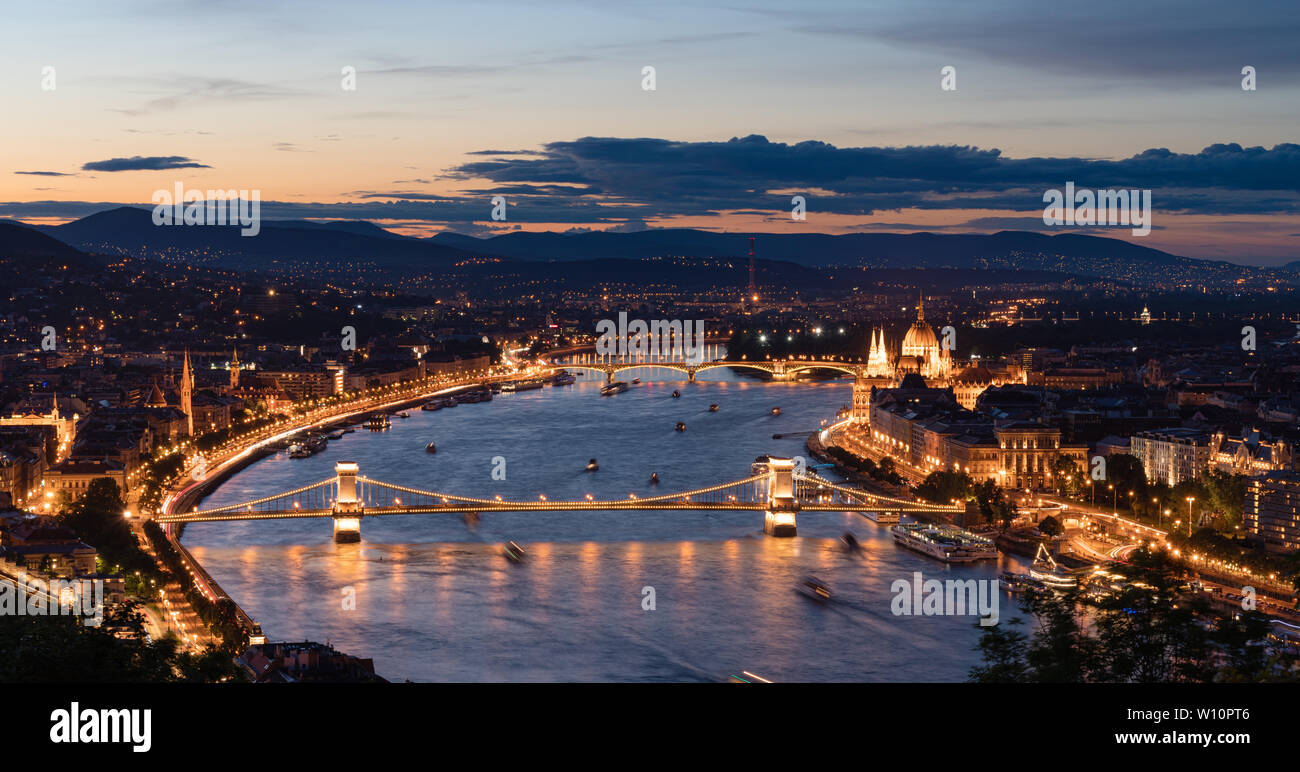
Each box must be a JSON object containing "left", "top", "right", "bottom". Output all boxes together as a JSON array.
[
  {"left": 81, "top": 156, "right": 211, "bottom": 172},
  {"left": 799, "top": 0, "right": 1300, "bottom": 83},
  {"left": 14, "top": 170, "right": 72, "bottom": 176},
  {"left": 446, "top": 135, "right": 1300, "bottom": 217},
  {"left": 14, "top": 135, "right": 1300, "bottom": 228}
]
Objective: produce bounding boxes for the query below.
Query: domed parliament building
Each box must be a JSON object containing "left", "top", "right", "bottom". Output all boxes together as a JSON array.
[{"left": 850, "top": 298, "right": 1025, "bottom": 421}]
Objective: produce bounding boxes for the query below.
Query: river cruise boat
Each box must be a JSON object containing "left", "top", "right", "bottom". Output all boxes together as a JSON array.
[
  {"left": 367, "top": 414, "right": 390, "bottom": 431},
  {"left": 552, "top": 371, "right": 577, "bottom": 386},
  {"left": 999, "top": 571, "right": 1041, "bottom": 594},
  {"left": 421, "top": 400, "right": 442, "bottom": 411},
  {"left": 600, "top": 381, "right": 629, "bottom": 396},
  {"left": 1028, "top": 543, "right": 1078, "bottom": 588},
  {"left": 890, "top": 522, "right": 997, "bottom": 563},
  {"left": 502, "top": 379, "right": 546, "bottom": 392},
  {"left": 862, "top": 510, "right": 901, "bottom": 524}
]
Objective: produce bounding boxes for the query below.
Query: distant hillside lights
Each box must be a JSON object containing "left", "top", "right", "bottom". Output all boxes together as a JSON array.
[
  {"left": 595, "top": 313, "right": 706, "bottom": 364},
  {"left": 1043, "top": 181, "right": 1151, "bottom": 236},
  {"left": 151, "top": 183, "right": 261, "bottom": 236}
]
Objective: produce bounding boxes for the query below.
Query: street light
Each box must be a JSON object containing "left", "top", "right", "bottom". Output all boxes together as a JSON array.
[{"left": 1185, "top": 497, "right": 1196, "bottom": 536}]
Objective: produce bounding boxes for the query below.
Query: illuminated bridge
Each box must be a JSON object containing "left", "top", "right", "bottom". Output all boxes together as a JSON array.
[
  {"left": 545, "top": 348, "right": 880, "bottom": 383},
  {"left": 158, "top": 460, "right": 966, "bottom": 542}
]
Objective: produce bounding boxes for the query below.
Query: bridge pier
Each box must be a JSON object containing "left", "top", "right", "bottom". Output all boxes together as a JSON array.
[
  {"left": 332, "top": 515, "right": 362, "bottom": 543},
  {"left": 687, "top": 368, "right": 696, "bottom": 383},
  {"left": 332, "top": 461, "right": 364, "bottom": 543},
  {"left": 763, "top": 457, "right": 799, "bottom": 537},
  {"left": 763, "top": 510, "right": 797, "bottom": 537}
]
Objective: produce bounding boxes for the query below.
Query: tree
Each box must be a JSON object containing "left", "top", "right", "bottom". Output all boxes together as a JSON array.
[
  {"left": 973, "top": 479, "right": 1014, "bottom": 528},
  {"left": 1038, "top": 515, "right": 1063, "bottom": 537},
  {"left": 60, "top": 479, "right": 155, "bottom": 575},
  {"left": 1105, "top": 454, "right": 1148, "bottom": 507},
  {"left": 916, "top": 470, "right": 973, "bottom": 505},
  {"left": 0, "top": 605, "right": 241, "bottom": 683},
  {"left": 1049, "top": 454, "right": 1082, "bottom": 497},
  {"left": 969, "top": 548, "right": 1297, "bottom": 683},
  {"left": 968, "top": 618, "right": 1029, "bottom": 683}
]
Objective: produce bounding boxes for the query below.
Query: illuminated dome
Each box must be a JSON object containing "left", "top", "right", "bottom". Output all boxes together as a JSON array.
[{"left": 900, "top": 298, "right": 938, "bottom": 357}]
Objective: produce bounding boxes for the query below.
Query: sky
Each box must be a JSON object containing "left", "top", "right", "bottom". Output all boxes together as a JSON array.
[{"left": 2, "top": 0, "right": 1298, "bottom": 264}]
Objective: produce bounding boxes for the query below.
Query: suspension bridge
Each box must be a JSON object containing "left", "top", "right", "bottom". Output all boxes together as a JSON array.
[{"left": 157, "top": 459, "right": 967, "bottom": 541}]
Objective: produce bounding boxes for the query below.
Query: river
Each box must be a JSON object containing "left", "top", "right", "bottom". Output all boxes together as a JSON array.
[{"left": 185, "top": 366, "right": 1028, "bottom": 682}]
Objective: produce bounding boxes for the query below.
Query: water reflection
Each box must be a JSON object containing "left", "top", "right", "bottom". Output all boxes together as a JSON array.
[{"left": 186, "top": 369, "right": 1020, "bottom": 682}]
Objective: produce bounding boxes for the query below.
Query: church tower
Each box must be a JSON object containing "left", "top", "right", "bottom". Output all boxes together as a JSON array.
[
  {"left": 181, "top": 349, "right": 194, "bottom": 436},
  {"left": 867, "top": 327, "right": 892, "bottom": 377},
  {"left": 230, "top": 347, "right": 241, "bottom": 390}
]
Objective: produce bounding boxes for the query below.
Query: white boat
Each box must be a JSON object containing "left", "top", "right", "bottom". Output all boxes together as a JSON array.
[
  {"left": 863, "top": 510, "right": 900, "bottom": 524},
  {"left": 891, "top": 522, "right": 997, "bottom": 563}
]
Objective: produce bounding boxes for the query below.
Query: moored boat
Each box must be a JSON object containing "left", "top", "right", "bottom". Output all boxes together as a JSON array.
[
  {"left": 1028, "top": 543, "right": 1078, "bottom": 588},
  {"left": 890, "top": 522, "right": 997, "bottom": 563},
  {"left": 502, "top": 379, "right": 546, "bottom": 392}
]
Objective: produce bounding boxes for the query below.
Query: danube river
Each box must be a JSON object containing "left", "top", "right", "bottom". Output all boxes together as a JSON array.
[{"left": 186, "top": 368, "right": 1028, "bottom": 682}]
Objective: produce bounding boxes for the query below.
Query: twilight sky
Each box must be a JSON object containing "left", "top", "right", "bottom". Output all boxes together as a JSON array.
[{"left": 2, "top": 0, "right": 1298, "bottom": 264}]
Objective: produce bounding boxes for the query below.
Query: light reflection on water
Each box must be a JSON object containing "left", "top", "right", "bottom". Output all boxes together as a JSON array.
[{"left": 186, "top": 369, "right": 1027, "bottom": 682}]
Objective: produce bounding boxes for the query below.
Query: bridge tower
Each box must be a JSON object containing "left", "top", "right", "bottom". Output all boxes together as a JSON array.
[
  {"left": 332, "top": 461, "right": 363, "bottom": 543},
  {"left": 763, "top": 457, "right": 799, "bottom": 537}
]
